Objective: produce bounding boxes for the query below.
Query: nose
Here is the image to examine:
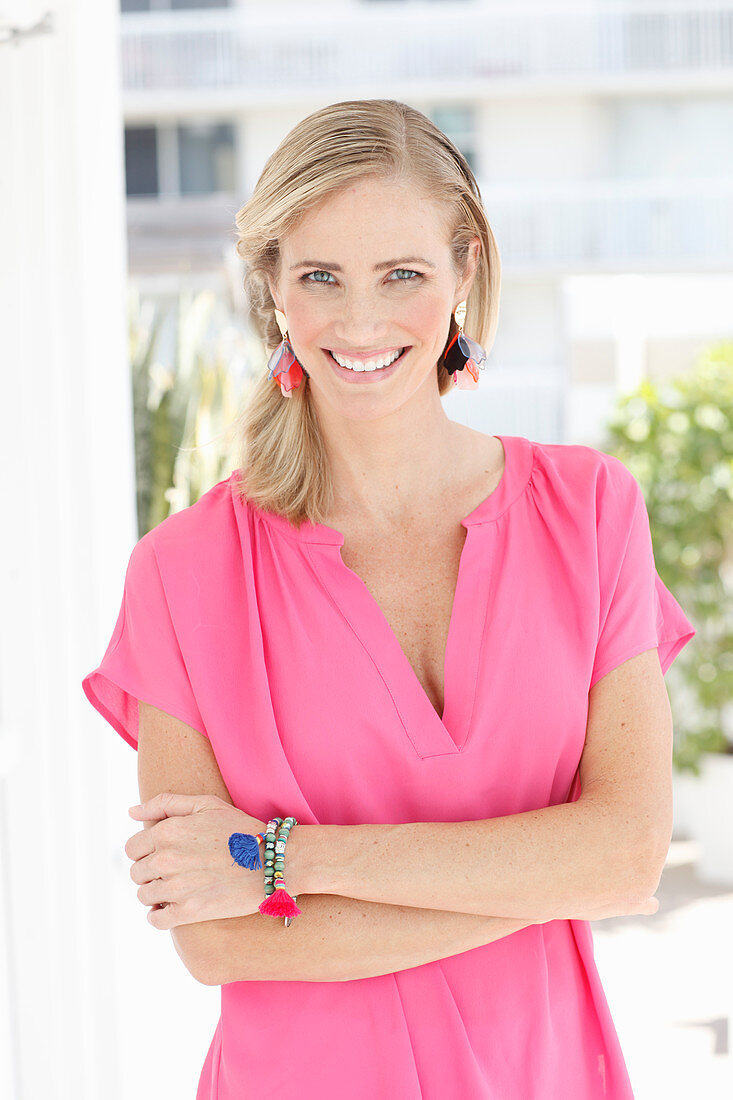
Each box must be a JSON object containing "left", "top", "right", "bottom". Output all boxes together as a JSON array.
[{"left": 332, "top": 294, "right": 394, "bottom": 347}]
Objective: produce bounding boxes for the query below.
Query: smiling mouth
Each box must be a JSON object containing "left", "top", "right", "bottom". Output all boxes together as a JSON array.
[{"left": 325, "top": 347, "right": 410, "bottom": 371}]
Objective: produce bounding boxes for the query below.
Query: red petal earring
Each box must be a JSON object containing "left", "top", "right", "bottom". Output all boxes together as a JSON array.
[
  {"left": 267, "top": 309, "right": 304, "bottom": 397},
  {"left": 441, "top": 300, "right": 487, "bottom": 390}
]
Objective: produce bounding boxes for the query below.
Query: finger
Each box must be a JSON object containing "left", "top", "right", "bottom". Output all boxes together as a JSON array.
[
  {"left": 137, "top": 879, "right": 176, "bottom": 907},
  {"left": 128, "top": 792, "right": 216, "bottom": 821},
  {"left": 128, "top": 805, "right": 167, "bottom": 822},
  {"left": 129, "top": 853, "right": 161, "bottom": 885},
  {"left": 124, "top": 829, "right": 156, "bottom": 863},
  {"left": 147, "top": 901, "right": 186, "bottom": 930}
]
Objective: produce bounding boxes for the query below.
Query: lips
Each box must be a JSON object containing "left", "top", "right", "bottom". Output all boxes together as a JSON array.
[{"left": 327, "top": 346, "right": 403, "bottom": 358}]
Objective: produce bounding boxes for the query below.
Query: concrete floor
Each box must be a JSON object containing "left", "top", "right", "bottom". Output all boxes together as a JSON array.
[{"left": 592, "top": 837, "right": 733, "bottom": 1098}]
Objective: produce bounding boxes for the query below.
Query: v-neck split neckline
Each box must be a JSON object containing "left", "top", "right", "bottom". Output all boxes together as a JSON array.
[{"left": 255, "top": 434, "right": 536, "bottom": 759}]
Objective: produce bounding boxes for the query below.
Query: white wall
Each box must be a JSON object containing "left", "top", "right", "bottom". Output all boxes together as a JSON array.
[
  {"left": 479, "top": 96, "right": 606, "bottom": 183},
  {"left": 609, "top": 96, "right": 733, "bottom": 180}
]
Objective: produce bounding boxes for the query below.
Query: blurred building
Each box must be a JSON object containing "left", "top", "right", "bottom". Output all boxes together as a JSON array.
[{"left": 118, "top": 0, "right": 733, "bottom": 443}]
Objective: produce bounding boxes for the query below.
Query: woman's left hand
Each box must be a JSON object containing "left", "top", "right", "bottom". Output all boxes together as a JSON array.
[{"left": 124, "top": 792, "right": 269, "bottom": 930}]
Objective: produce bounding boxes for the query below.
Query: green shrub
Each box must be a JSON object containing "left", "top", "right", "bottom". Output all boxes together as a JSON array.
[{"left": 600, "top": 342, "right": 733, "bottom": 774}]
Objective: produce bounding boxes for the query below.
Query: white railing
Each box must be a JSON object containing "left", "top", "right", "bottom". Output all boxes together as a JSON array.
[
  {"left": 483, "top": 176, "right": 733, "bottom": 273},
  {"left": 119, "top": 3, "right": 733, "bottom": 96},
  {"left": 125, "top": 177, "right": 733, "bottom": 274}
]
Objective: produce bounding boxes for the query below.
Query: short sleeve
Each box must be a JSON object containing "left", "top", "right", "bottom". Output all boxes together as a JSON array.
[
  {"left": 590, "top": 457, "right": 696, "bottom": 690},
  {"left": 81, "top": 533, "right": 207, "bottom": 750}
]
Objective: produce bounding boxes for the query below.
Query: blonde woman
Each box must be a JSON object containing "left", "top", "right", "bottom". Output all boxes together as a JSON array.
[{"left": 82, "top": 100, "right": 695, "bottom": 1099}]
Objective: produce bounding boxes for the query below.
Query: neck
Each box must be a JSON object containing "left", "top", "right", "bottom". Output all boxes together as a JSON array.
[{"left": 317, "top": 398, "right": 468, "bottom": 532}]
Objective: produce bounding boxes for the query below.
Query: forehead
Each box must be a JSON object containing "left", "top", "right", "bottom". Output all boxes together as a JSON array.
[{"left": 281, "top": 177, "right": 451, "bottom": 262}]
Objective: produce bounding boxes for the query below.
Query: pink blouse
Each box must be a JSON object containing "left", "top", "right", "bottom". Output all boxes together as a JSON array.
[{"left": 81, "top": 434, "right": 696, "bottom": 1099}]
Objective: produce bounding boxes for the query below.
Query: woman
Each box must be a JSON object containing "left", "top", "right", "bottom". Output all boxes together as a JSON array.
[{"left": 82, "top": 100, "right": 696, "bottom": 1098}]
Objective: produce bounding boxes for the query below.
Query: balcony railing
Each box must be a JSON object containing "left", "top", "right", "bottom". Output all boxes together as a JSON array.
[
  {"left": 125, "top": 177, "right": 733, "bottom": 275},
  {"left": 484, "top": 176, "right": 733, "bottom": 274},
  {"left": 120, "top": 3, "right": 733, "bottom": 100}
]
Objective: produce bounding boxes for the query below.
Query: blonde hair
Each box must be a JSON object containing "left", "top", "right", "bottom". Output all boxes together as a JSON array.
[{"left": 232, "top": 98, "right": 502, "bottom": 529}]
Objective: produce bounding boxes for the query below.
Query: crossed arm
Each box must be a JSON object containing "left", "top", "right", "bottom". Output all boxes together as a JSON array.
[{"left": 137, "top": 647, "right": 672, "bottom": 985}]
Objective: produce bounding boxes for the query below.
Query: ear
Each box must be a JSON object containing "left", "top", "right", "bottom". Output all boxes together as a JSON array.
[
  {"left": 454, "top": 235, "right": 481, "bottom": 307},
  {"left": 266, "top": 275, "right": 281, "bottom": 312}
]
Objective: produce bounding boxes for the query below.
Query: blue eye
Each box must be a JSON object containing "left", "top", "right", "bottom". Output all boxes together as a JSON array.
[
  {"left": 301, "top": 270, "right": 336, "bottom": 284},
  {"left": 300, "top": 269, "right": 422, "bottom": 285},
  {"left": 389, "top": 269, "right": 421, "bottom": 281}
]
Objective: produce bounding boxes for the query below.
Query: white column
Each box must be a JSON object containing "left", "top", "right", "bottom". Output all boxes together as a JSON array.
[
  {"left": 0, "top": 3, "right": 133, "bottom": 1097},
  {"left": 612, "top": 274, "right": 647, "bottom": 397}
]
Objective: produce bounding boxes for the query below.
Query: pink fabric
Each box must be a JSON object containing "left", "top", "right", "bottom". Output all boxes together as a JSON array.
[{"left": 81, "top": 434, "right": 696, "bottom": 1099}]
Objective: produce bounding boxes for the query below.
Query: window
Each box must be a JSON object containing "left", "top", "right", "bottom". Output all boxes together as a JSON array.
[
  {"left": 429, "top": 105, "right": 478, "bottom": 175},
  {"left": 125, "top": 127, "right": 159, "bottom": 197},
  {"left": 178, "top": 122, "right": 235, "bottom": 195}
]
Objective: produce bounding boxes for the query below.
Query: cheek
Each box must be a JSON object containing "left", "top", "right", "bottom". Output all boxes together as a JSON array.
[
  {"left": 287, "top": 301, "right": 323, "bottom": 345},
  {"left": 404, "top": 295, "right": 450, "bottom": 344}
]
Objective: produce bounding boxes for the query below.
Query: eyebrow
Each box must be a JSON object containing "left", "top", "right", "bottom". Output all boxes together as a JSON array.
[{"left": 289, "top": 256, "right": 437, "bottom": 272}]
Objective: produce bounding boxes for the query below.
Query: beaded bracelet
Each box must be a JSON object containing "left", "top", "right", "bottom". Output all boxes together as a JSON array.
[{"left": 228, "top": 815, "right": 302, "bottom": 927}]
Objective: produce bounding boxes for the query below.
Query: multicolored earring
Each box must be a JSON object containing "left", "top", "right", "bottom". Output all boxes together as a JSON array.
[
  {"left": 441, "top": 300, "right": 487, "bottom": 390},
  {"left": 267, "top": 308, "right": 305, "bottom": 397}
]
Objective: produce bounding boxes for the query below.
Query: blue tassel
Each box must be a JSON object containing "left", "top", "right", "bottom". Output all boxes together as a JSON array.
[{"left": 228, "top": 832, "right": 262, "bottom": 870}]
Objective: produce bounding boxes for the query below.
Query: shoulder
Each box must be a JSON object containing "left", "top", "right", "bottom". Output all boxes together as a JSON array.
[
  {"left": 131, "top": 472, "right": 242, "bottom": 581},
  {"left": 528, "top": 438, "right": 639, "bottom": 508},
  {"left": 529, "top": 437, "right": 628, "bottom": 481},
  {"left": 147, "top": 473, "right": 238, "bottom": 548}
]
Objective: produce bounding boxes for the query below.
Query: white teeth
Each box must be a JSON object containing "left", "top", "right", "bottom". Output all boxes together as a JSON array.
[{"left": 331, "top": 348, "right": 403, "bottom": 372}]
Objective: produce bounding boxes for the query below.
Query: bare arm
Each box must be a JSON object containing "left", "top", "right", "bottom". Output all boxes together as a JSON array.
[
  {"left": 197, "top": 897, "right": 536, "bottom": 985},
  {"left": 287, "top": 799, "right": 648, "bottom": 922},
  {"left": 196, "top": 889, "right": 658, "bottom": 986}
]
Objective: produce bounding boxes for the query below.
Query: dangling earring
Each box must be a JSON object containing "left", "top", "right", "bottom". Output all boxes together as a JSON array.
[
  {"left": 267, "top": 308, "right": 305, "bottom": 397},
  {"left": 441, "top": 300, "right": 487, "bottom": 390}
]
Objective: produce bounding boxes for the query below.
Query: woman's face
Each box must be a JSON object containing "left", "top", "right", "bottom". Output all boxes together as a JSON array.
[{"left": 268, "top": 176, "right": 480, "bottom": 418}]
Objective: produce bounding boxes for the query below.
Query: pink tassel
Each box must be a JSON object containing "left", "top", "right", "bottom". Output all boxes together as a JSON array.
[{"left": 259, "top": 886, "right": 302, "bottom": 920}]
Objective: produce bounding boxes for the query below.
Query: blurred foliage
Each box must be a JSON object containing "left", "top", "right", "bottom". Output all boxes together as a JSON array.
[
  {"left": 600, "top": 342, "right": 733, "bottom": 774},
  {"left": 128, "top": 285, "right": 264, "bottom": 537}
]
